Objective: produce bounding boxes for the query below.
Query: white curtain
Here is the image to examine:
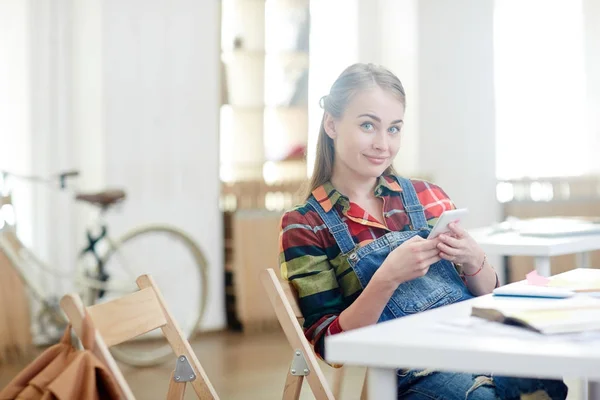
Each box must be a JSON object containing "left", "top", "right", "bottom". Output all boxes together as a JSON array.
[
  {"left": 0, "top": 0, "right": 34, "bottom": 248},
  {"left": 1, "top": 0, "right": 225, "bottom": 333}
]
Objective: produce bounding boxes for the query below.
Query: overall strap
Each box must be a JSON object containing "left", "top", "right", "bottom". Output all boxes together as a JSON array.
[
  {"left": 307, "top": 196, "right": 356, "bottom": 254},
  {"left": 394, "top": 176, "right": 428, "bottom": 230}
]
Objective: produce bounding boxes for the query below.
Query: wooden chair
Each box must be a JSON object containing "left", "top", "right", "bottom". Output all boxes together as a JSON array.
[
  {"left": 260, "top": 268, "right": 368, "bottom": 400},
  {"left": 60, "top": 274, "right": 219, "bottom": 400}
]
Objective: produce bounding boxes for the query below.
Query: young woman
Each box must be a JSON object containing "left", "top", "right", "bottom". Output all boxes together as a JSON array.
[{"left": 278, "top": 63, "right": 567, "bottom": 399}]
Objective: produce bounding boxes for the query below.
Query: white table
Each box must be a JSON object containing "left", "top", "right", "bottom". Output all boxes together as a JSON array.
[
  {"left": 469, "top": 228, "right": 600, "bottom": 277},
  {"left": 326, "top": 269, "right": 600, "bottom": 399}
]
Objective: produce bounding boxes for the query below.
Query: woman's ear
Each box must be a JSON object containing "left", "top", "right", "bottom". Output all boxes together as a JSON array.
[{"left": 324, "top": 113, "right": 337, "bottom": 139}]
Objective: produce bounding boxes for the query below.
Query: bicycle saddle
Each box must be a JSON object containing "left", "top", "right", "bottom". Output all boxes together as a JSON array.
[{"left": 75, "top": 189, "right": 126, "bottom": 207}]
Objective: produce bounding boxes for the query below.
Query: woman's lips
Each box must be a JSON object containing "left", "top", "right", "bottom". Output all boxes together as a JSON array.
[{"left": 363, "top": 155, "right": 387, "bottom": 165}]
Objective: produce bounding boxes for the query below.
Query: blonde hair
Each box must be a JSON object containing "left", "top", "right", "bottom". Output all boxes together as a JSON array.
[{"left": 306, "top": 63, "right": 406, "bottom": 198}]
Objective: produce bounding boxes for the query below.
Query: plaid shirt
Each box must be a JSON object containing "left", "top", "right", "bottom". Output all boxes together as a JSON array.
[{"left": 279, "top": 175, "right": 496, "bottom": 363}]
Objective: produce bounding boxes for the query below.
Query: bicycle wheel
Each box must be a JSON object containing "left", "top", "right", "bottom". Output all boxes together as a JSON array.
[{"left": 82, "top": 224, "right": 208, "bottom": 367}]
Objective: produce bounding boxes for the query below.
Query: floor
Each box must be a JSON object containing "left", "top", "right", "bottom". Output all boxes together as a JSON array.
[
  {"left": 0, "top": 329, "right": 366, "bottom": 399},
  {"left": 0, "top": 329, "right": 583, "bottom": 399}
]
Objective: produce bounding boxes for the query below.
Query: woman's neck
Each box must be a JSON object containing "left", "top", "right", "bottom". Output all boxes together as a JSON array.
[{"left": 330, "top": 167, "right": 379, "bottom": 201}]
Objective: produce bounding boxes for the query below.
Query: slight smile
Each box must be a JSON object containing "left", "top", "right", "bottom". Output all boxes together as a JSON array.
[{"left": 363, "top": 155, "right": 388, "bottom": 165}]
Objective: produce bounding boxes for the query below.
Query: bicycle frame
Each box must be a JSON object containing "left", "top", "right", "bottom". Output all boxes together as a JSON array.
[
  {"left": 0, "top": 171, "right": 114, "bottom": 319},
  {"left": 1, "top": 170, "right": 208, "bottom": 363},
  {"left": 2, "top": 169, "right": 138, "bottom": 293}
]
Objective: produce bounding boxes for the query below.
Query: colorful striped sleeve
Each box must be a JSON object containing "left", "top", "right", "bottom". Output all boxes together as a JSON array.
[{"left": 279, "top": 208, "right": 346, "bottom": 362}]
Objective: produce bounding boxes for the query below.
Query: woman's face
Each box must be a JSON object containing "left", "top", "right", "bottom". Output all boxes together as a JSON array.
[{"left": 325, "top": 86, "right": 405, "bottom": 180}]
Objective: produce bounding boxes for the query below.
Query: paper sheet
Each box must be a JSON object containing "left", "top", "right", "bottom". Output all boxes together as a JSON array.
[{"left": 436, "top": 317, "right": 600, "bottom": 342}]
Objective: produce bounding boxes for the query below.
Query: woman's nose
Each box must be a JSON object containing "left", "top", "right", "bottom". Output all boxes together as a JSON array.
[{"left": 372, "top": 132, "right": 388, "bottom": 150}]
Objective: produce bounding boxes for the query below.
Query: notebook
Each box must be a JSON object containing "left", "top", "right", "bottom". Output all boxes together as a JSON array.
[
  {"left": 472, "top": 297, "right": 600, "bottom": 335},
  {"left": 492, "top": 270, "right": 600, "bottom": 299},
  {"left": 492, "top": 284, "right": 574, "bottom": 299}
]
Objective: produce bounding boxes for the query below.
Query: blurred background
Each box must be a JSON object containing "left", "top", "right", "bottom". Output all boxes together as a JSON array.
[{"left": 1, "top": 0, "right": 599, "bottom": 398}]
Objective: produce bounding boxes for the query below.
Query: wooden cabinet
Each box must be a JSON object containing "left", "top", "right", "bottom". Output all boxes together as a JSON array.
[
  {"left": 232, "top": 210, "right": 283, "bottom": 332},
  {"left": 221, "top": 180, "right": 304, "bottom": 332}
]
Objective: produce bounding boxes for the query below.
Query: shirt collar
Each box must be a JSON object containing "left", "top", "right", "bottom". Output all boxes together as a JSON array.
[{"left": 311, "top": 175, "right": 403, "bottom": 213}]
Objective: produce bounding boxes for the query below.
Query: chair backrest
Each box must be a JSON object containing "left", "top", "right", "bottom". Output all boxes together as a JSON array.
[
  {"left": 260, "top": 268, "right": 336, "bottom": 400},
  {"left": 87, "top": 286, "right": 167, "bottom": 346},
  {"left": 279, "top": 274, "right": 304, "bottom": 323},
  {"left": 60, "top": 274, "right": 219, "bottom": 400}
]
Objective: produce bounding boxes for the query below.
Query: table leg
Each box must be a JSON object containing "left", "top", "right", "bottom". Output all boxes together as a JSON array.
[
  {"left": 576, "top": 252, "right": 591, "bottom": 269},
  {"left": 534, "top": 256, "right": 551, "bottom": 277},
  {"left": 588, "top": 381, "right": 600, "bottom": 400},
  {"left": 368, "top": 367, "right": 396, "bottom": 399}
]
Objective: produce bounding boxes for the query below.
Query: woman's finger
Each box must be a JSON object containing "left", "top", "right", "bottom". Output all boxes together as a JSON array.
[
  {"left": 438, "top": 233, "right": 462, "bottom": 248},
  {"left": 420, "top": 238, "right": 441, "bottom": 251},
  {"left": 437, "top": 242, "right": 460, "bottom": 256},
  {"left": 424, "top": 254, "right": 442, "bottom": 266},
  {"left": 448, "top": 222, "right": 467, "bottom": 238},
  {"left": 420, "top": 248, "right": 441, "bottom": 261},
  {"left": 439, "top": 252, "right": 455, "bottom": 261}
]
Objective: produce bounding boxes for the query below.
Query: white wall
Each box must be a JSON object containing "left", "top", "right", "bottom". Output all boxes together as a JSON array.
[
  {"left": 10, "top": 0, "right": 224, "bottom": 332},
  {"left": 307, "top": 0, "right": 358, "bottom": 176},
  {"left": 72, "top": 0, "right": 105, "bottom": 189},
  {"left": 417, "top": 0, "right": 499, "bottom": 230},
  {"left": 0, "top": 0, "right": 33, "bottom": 246},
  {"left": 29, "top": 0, "right": 78, "bottom": 298},
  {"left": 584, "top": 0, "right": 600, "bottom": 171},
  {"left": 416, "top": 0, "right": 502, "bottom": 282},
  {"left": 101, "top": 0, "right": 224, "bottom": 331}
]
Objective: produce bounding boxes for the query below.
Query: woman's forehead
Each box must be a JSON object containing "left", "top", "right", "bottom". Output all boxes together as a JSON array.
[{"left": 345, "top": 87, "right": 405, "bottom": 118}]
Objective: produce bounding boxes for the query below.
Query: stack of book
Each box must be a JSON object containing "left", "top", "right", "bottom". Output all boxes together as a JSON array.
[{"left": 473, "top": 269, "right": 600, "bottom": 335}]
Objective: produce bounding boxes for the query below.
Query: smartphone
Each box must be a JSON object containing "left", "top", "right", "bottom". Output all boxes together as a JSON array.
[{"left": 427, "top": 208, "right": 469, "bottom": 239}]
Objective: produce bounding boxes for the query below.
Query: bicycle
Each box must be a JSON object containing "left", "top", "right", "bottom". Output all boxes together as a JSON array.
[{"left": 0, "top": 170, "right": 208, "bottom": 367}]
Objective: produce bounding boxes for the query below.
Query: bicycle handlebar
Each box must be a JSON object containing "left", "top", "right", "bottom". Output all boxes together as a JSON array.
[
  {"left": 1, "top": 169, "right": 80, "bottom": 189},
  {"left": 58, "top": 170, "right": 80, "bottom": 188},
  {"left": 59, "top": 170, "right": 80, "bottom": 178}
]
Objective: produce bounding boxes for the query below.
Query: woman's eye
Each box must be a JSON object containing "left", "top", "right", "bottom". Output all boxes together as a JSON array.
[
  {"left": 389, "top": 126, "right": 401, "bottom": 134},
  {"left": 361, "top": 122, "right": 374, "bottom": 131}
]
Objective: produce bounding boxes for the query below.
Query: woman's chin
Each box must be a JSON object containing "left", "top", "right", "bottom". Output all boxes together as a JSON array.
[{"left": 357, "top": 164, "right": 389, "bottom": 178}]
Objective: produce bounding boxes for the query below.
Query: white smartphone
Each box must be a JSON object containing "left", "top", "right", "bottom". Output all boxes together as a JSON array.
[{"left": 427, "top": 208, "right": 469, "bottom": 239}]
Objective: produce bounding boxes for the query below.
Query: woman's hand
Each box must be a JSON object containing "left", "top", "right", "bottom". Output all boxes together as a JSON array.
[
  {"left": 437, "top": 222, "right": 485, "bottom": 274},
  {"left": 374, "top": 235, "right": 441, "bottom": 287}
]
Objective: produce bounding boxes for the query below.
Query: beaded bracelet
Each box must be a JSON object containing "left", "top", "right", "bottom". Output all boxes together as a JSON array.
[{"left": 463, "top": 253, "right": 487, "bottom": 277}]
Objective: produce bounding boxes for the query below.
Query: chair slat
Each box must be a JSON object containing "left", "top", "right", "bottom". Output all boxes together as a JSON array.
[{"left": 88, "top": 287, "right": 167, "bottom": 347}]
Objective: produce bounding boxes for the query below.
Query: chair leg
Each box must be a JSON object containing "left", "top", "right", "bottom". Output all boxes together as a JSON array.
[
  {"left": 360, "top": 369, "right": 369, "bottom": 400},
  {"left": 283, "top": 362, "right": 303, "bottom": 400},
  {"left": 167, "top": 370, "right": 187, "bottom": 400},
  {"left": 331, "top": 367, "right": 344, "bottom": 399}
]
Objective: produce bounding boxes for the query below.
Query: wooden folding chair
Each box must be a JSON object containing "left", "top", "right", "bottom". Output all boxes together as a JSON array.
[
  {"left": 60, "top": 274, "right": 219, "bottom": 400},
  {"left": 260, "top": 268, "right": 368, "bottom": 400}
]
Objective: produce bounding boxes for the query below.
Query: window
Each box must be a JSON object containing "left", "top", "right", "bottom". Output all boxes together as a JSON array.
[{"left": 494, "top": 0, "right": 590, "bottom": 179}]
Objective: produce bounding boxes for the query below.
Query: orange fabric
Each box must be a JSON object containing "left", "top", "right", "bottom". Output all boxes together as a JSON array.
[
  {"left": 0, "top": 317, "right": 121, "bottom": 400},
  {"left": 0, "top": 231, "right": 33, "bottom": 363}
]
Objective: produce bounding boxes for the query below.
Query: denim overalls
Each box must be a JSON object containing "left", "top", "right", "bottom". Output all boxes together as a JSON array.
[
  {"left": 307, "top": 176, "right": 473, "bottom": 323},
  {"left": 307, "top": 176, "right": 568, "bottom": 400}
]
